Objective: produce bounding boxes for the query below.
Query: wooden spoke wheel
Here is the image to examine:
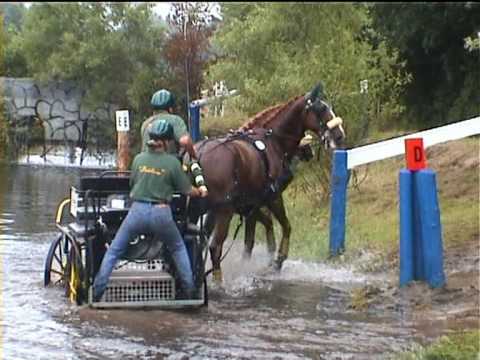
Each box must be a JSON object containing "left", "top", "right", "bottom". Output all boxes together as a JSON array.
[
  {"left": 44, "top": 233, "right": 71, "bottom": 287},
  {"left": 44, "top": 233, "right": 85, "bottom": 304}
]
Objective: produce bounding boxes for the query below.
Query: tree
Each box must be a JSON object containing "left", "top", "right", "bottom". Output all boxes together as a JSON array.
[
  {"left": 370, "top": 3, "right": 480, "bottom": 126},
  {"left": 208, "top": 3, "right": 410, "bottom": 144},
  {"left": 164, "top": 2, "right": 218, "bottom": 121},
  {"left": 19, "top": 3, "right": 169, "bottom": 149},
  {"left": 1, "top": 3, "right": 28, "bottom": 77},
  {"left": 0, "top": 10, "right": 9, "bottom": 158},
  {"left": 1, "top": 2, "right": 25, "bottom": 31},
  {"left": 206, "top": 3, "right": 411, "bottom": 202}
]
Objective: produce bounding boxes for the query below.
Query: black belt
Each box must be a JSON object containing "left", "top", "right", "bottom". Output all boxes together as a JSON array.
[{"left": 136, "top": 199, "right": 170, "bottom": 205}]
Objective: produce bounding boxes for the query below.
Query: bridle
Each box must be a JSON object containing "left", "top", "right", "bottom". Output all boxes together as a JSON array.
[{"left": 305, "top": 97, "right": 345, "bottom": 149}]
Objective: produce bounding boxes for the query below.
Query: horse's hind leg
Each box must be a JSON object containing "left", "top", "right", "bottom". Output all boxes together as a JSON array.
[
  {"left": 260, "top": 209, "right": 276, "bottom": 256},
  {"left": 257, "top": 208, "right": 276, "bottom": 261},
  {"left": 243, "top": 212, "right": 257, "bottom": 260},
  {"left": 268, "top": 196, "right": 291, "bottom": 271},
  {"left": 209, "top": 208, "right": 234, "bottom": 284}
]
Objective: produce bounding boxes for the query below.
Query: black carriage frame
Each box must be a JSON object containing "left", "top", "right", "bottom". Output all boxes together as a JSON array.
[{"left": 44, "top": 171, "right": 209, "bottom": 308}]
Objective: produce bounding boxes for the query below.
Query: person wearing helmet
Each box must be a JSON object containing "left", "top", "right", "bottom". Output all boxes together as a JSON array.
[
  {"left": 93, "top": 119, "right": 207, "bottom": 302},
  {"left": 141, "top": 89, "right": 197, "bottom": 160},
  {"left": 142, "top": 89, "right": 208, "bottom": 204}
]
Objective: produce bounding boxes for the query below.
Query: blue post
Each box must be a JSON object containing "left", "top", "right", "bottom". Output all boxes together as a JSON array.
[
  {"left": 412, "top": 173, "right": 426, "bottom": 281},
  {"left": 399, "top": 168, "right": 445, "bottom": 288},
  {"left": 399, "top": 169, "right": 414, "bottom": 286},
  {"left": 329, "top": 150, "right": 349, "bottom": 256},
  {"left": 188, "top": 104, "right": 201, "bottom": 142},
  {"left": 414, "top": 169, "right": 445, "bottom": 288}
]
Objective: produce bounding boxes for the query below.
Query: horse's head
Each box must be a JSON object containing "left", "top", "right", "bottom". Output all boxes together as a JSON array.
[{"left": 303, "top": 83, "right": 345, "bottom": 149}]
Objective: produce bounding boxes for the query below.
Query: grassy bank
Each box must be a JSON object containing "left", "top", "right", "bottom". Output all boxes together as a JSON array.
[
  {"left": 283, "top": 136, "right": 479, "bottom": 263},
  {"left": 394, "top": 329, "right": 479, "bottom": 360},
  {"left": 225, "top": 135, "right": 479, "bottom": 265}
]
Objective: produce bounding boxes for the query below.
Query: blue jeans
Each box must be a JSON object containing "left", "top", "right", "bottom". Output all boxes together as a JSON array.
[{"left": 93, "top": 201, "right": 194, "bottom": 301}]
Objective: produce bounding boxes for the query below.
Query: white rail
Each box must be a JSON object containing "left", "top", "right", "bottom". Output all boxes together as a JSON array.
[
  {"left": 347, "top": 116, "right": 480, "bottom": 169},
  {"left": 190, "top": 89, "right": 239, "bottom": 107}
]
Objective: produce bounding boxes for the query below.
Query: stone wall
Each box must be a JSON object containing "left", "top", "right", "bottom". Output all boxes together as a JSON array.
[{"left": 1, "top": 77, "right": 117, "bottom": 143}]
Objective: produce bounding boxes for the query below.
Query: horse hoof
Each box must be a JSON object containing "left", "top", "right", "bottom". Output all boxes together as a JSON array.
[{"left": 272, "top": 257, "right": 285, "bottom": 272}]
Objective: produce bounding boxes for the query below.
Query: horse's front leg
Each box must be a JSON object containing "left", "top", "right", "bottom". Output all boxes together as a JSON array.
[
  {"left": 209, "top": 208, "right": 234, "bottom": 284},
  {"left": 268, "top": 196, "right": 291, "bottom": 271}
]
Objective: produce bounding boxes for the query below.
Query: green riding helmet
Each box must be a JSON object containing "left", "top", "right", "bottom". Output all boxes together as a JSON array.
[
  {"left": 151, "top": 89, "right": 176, "bottom": 110},
  {"left": 148, "top": 119, "right": 174, "bottom": 141}
]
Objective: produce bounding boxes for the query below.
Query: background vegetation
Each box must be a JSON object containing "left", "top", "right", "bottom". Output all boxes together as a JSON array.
[
  {"left": 395, "top": 329, "right": 479, "bottom": 360},
  {"left": 0, "top": 2, "right": 218, "bottom": 153},
  {"left": 1, "top": 2, "right": 478, "bottom": 156},
  {"left": 0, "top": 12, "right": 6, "bottom": 159}
]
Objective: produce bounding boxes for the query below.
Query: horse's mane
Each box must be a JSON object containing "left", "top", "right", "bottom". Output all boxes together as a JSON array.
[{"left": 239, "top": 95, "right": 303, "bottom": 131}]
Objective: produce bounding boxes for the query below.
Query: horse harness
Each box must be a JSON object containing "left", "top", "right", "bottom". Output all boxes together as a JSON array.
[{"left": 197, "top": 129, "right": 289, "bottom": 217}]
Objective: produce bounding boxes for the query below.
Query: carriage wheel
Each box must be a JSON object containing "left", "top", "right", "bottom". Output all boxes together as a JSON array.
[
  {"left": 44, "top": 233, "right": 70, "bottom": 287},
  {"left": 44, "top": 233, "right": 85, "bottom": 304},
  {"left": 64, "top": 242, "right": 85, "bottom": 305}
]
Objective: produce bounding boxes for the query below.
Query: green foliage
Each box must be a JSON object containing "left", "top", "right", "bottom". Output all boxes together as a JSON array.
[
  {"left": 200, "top": 105, "right": 249, "bottom": 137},
  {"left": 1, "top": 3, "right": 28, "bottom": 77},
  {"left": 17, "top": 3, "right": 169, "bottom": 147},
  {"left": 370, "top": 3, "right": 480, "bottom": 126},
  {"left": 207, "top": 3, "right": 410, "bottom": 146},
  {"left": 395, "top": 330, "right": 480, "bottom": 360},
  {"left": 22, "top": 4, "right": 164, "bottom": 105},
  {"left": 1, "top": 3, "right": 25, "bottom": 31},
  {"left": 464, "top": 34, "right": 480, "bottom": 51},
  {"left": 0, "top": 11, "right": 9, "bottom": 158}
]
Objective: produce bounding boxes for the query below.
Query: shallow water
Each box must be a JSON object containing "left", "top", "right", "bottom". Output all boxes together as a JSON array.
[{"left": 0, "top": 163, "right": 428, "bottom": 359}]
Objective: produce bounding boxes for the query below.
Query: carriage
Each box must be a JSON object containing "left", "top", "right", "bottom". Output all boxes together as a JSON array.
[
  {"left": 44, "top": 171, "right": 209, "bottom": 308},
  {"left": 43, "top": 83, "right": 345, "bottom": 302}
]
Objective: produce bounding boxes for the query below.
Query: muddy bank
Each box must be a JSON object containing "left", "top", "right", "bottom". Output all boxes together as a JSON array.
[{"left": 347, "top": 238, "right": 479, "bottom": 343}]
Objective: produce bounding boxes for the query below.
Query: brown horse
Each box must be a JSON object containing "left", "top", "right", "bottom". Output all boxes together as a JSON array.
[
  {"left": 196, "top": 83, "right": 345, "bottom": 282},
  {"left": 242, "top": 140, "right": 314, "bottom": 267}
]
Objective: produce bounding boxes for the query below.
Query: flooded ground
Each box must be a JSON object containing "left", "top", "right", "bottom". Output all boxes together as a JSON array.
[{"left": 0, "top": 163, "right": 474, "bottom": 359}]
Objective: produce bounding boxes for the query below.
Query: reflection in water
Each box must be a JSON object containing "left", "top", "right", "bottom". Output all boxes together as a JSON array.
[
  {"left": 1, "top": 163, "right": 425, "bottom": 359},
  {"left": 0, "top": 163, "right": 99, "bottom": 234}
]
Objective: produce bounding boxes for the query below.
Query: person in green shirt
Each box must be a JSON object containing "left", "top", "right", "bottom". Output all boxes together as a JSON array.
[
  {"left": 141, "top": 88, "right": 197, "bottom": 160},
  {"left": 141, "top": 88, "right": 208, "bottom": 200},
  {"left": 93, "top": 119, "right": 207, "bottom": 302}
]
